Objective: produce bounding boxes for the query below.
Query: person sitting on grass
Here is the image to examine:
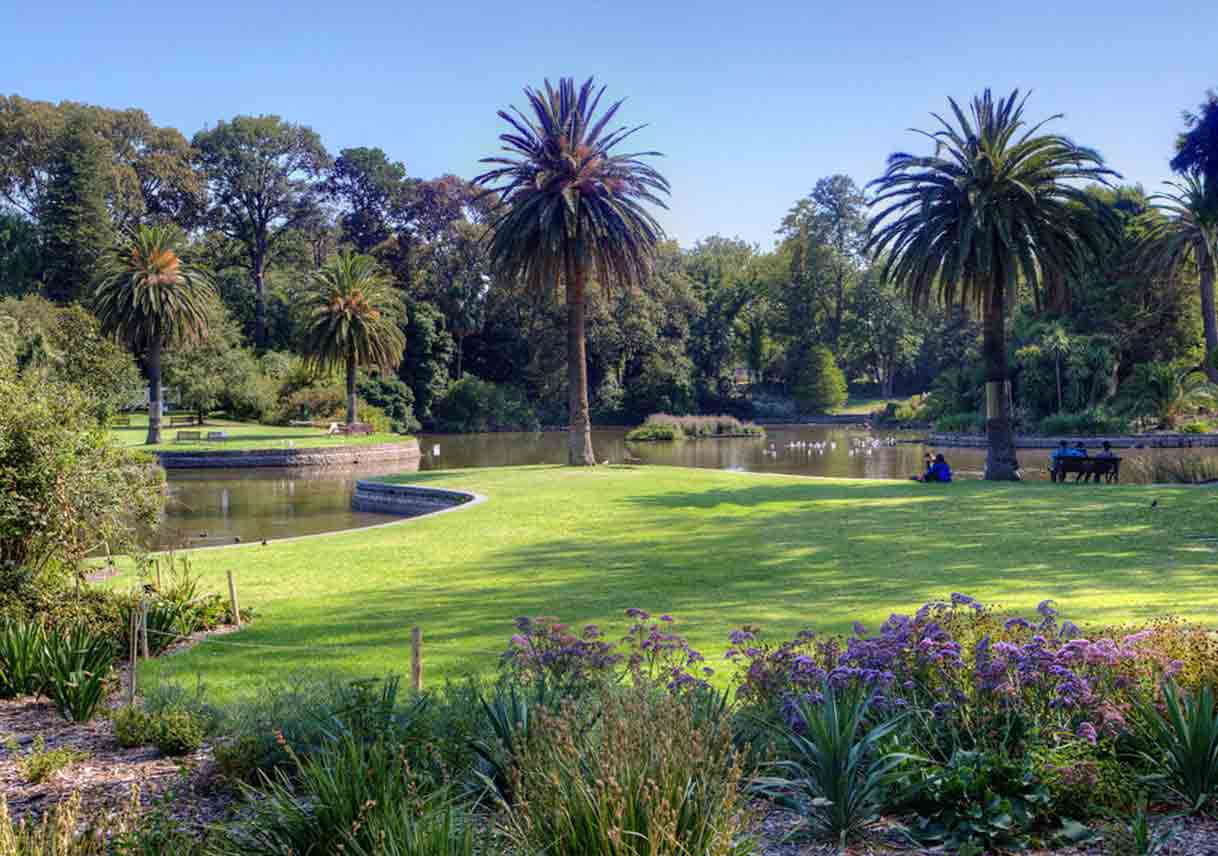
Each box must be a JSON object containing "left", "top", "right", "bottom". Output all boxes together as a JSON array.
[{"left": 912, "top": 453, "right": 952, "bottom": 483}]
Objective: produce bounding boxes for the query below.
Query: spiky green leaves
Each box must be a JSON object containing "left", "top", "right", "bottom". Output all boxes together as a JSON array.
[
  {"left": 865, "top": 89, "right": 1117, "bottom": 311},
  {"left": 474, "top": 77, "right": 670, "bottom": 292},
  {"left": 93, "top": 224, "right": 215, "bottom": 352},
  {"left": 300, "top": 252, "right": 405, "bottom": 378}
]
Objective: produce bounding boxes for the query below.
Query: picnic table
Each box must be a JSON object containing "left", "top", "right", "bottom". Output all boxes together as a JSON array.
[
  {"left": 174, "top": 430, "right": 202, "bottom": 443},
  {"left": 169, "top": 415, "right": 196, "bottom": 426},
  {"left": 1050, "top": 456, "right": 1122, "bottom": 483}
]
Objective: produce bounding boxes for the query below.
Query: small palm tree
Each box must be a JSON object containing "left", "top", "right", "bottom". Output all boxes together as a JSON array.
[
  {"left": 866, "top": 90, "right": 1116, "bottom": 479},
  {"left": 1139, "top": 174, "right": 1218, "bottom": 382},
  {"left": 1128, "top": 362, "right": 1216, "bottom": 429},
  {"left": 301, "top": 252, "right": 405, "bottom": 426},
  {"left": 94, "top": 225, "right": 214, "bottom": 444},
  {"left": 475, "top": 77, "right": 670, "bottom": 465}
]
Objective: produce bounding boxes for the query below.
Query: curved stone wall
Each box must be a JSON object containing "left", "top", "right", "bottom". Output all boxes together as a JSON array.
[
  {"left": 351, "top": 480, "right": 478, "bottom": 515},
  {"left": 156, "top": 439, "right": 421, "bottom": 469}
]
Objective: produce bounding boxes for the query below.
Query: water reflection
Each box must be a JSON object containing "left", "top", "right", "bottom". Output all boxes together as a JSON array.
[{"left": 158, "top": 426, "right": 1217, "bottom": 548}]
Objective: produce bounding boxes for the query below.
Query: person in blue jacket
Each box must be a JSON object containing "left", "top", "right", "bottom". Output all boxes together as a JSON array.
[{"left": 913, "top": 453, "right": 952, "bottom": 482}]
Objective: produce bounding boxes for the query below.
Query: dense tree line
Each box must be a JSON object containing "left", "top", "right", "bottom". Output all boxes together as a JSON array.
[{"left": 0, "top": 89, "right": 1212, "bottom": 444}]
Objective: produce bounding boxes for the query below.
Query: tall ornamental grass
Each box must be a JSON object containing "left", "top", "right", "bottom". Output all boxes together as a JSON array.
[{"left": 505, "top": 687, "right": 752, "bottom": 855}]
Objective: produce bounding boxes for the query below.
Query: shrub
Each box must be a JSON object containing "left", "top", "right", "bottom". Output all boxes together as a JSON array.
[
  {"left": 469, "top": 680, "right": 556, "bottom": 803},
  {"left": 357, "top": 372, "right": 420, "bottom": 434},
  {"left": 1037, "top": 407, "right": 1130, "bottom": 436},
  {"left": 0, "top": 789, "right": 205, "bottom": 855},
  {"left": 751, "top": 686, "right": 910, "bottom": 847},
  {"left": 0, "top": 570, "right": 129, "bottom": 648},
  {"left": 0, "top": 619, "right": 44, "bottom": 698},
  {"left": 504, "top": 687, "right": 751, "bottom": 856},
  {"left": 0, "top": 370, "right": 164, "bottom": 578},
  {"left": 1181, "top": 420, "right": 1213, "bottom": 434},
  {"left": 42, "top": 625, "right": 115, "bottom": 722},
  {"left": 151, "top": 709, "right": 205, "bottom": 757},
  {"left": 904, "top": 748, "right": 1054, "bottom": 851},
  {"left": 933, "top": 411, "right": 984, "bottom": 433},
  {"left": 112, "top": 705, "right": 155, "bottom": 748},
  {"left": 625, "top": 413, "right": 764, "bottom": 442},
  {"left": 431, "top": 377, "right": 538, "bottom": 433},
  {"left": 8, "top": 735, "right": 89, "bottom": 784},
  {"left": 794, "top": 346, "right": 848, "bottom": 414}
]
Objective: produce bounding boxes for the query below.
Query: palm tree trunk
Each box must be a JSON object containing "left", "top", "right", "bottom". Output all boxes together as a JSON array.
[
  {"left": 1200, "top": 242, "right": 1218, "bottom": 383},
  {"left": 346, "top": 352, "right": 357, "bottom": 426},
  {"left": 146, "top": 338, "right": 163, "bottom": 445},
  {"left": 982, "top": 283, "right": 1020, "bottom": 480},
  {"left": 1055, "top": 355, "right": 1063, "bottom": 413},
  {"left": 253, "top": 247, "right": 268, "bottom": 352},
  {"left": 566, "top": 264, "right": 596, "bottom": 466}
]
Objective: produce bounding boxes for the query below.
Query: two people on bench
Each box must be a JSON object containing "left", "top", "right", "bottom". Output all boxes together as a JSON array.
[{"left": 913, "top": 452, "right": 952, "bottom": 483}]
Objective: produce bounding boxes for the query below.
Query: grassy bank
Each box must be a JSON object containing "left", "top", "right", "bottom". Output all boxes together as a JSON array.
[
  {"left": 112, "top": 466, "right": 1218, "bottom": 702},
  {"left": 110, "top": 414, "right": 407, "bottom": 452}
]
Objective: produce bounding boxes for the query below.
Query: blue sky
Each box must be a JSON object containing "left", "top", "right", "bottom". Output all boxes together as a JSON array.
[{"left": 1, "top": 1, "right": 1211, "bottom": 246}]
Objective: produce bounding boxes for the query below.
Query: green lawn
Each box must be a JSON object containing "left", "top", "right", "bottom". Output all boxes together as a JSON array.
[
  {"left": 110, "top": 413, "right": 406, "bottom": 452},
  {"left": 833, "top": 396, "right": 913, "bottom": 415},
  {"left": 118, "top": 466, "right": 1218, "bottom": 702}
]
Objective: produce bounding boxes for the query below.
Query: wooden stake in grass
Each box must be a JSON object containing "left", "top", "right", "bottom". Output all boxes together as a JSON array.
[
  {"left": 128, "top": 606, "right": 138, "bottom": 704},
  {"left": 227, "top": 570, "right": 241, "bottom": 627},
  {"left": 411, "top": 626, "right": 423, "bottom": 692},
  {"left": 140, "top": 599, "right": 150, "bottom": 660},
  {"left": 153, "top": 558, "right": 161, "bottom": 591}
]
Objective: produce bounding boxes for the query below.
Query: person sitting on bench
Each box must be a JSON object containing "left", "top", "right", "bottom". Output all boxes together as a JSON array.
[{"left": 913, "top": 453, "right": 952, "bottom": 483}]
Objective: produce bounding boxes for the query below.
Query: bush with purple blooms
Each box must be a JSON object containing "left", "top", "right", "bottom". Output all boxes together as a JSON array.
[{"left": 502, "top": 609, "right": 713, "bottom": 695}]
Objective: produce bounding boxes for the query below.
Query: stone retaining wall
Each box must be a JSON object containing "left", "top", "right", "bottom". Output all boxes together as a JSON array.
[
  {"left": 928, "top": 432, "right": 1218, "bottom": 450},
  {"left": 156, "top": 439, "right": 421, "bottom": 469},
  {"left": 351, "top": 480, "right": 476, "bottom": 515}
]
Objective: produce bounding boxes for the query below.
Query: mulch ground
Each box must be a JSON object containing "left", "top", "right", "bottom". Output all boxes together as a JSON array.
[{"left": 0, "top": 692, "right": 231, "bottom": 831}]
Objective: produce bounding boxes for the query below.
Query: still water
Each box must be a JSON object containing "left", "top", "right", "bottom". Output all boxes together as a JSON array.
[{"left": 158, "top": 426, "right": 1210, "bottom": 549}]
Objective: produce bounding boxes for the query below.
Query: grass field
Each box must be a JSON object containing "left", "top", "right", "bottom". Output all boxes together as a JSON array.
[
  {"left": 119, "top": 466, "right": 1218, "bottom": 702},
  {"left": 110, "top": 413, "right": 407, "bottom": 452},
  {"left": 833, "top": 396, "right": 913, "bottom": 415}
]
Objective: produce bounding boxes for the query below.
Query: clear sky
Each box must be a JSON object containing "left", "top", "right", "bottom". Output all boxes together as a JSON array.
[{"left": 2, "top": 1, "right": 1211, "bottom": 247}]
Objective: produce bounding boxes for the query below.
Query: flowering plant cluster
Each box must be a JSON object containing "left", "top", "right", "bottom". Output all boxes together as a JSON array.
[
  {"left": 729, "top": 595, "right": 1183, "bottom": 750},
  {"left": 502, "top": 610, "right": 712, "bottom": 694}
]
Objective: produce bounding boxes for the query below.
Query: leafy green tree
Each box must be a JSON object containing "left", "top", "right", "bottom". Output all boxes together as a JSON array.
[
  {"left": 93, "top": 225, "right": 215, "bottom": 444},
  {"left": 193, "top": 115, "right": 331, "bottom": 350},
  {"left": 843, "top": 271, "right": 917, "bottom": 398},
  {"left": 867, "top": 90, "right": 1115, "bottom": 479},
  {"left": 47, "top": 305, "right": 142, "bottom": 420},
  {"left": 1140, "top": 175, "right": 1218, "bottom": 381},
  {"left": 324, "top": 147, "right": 410, "bottom": 252},
  {"left": 793, "top": 345, "right": 847, "bottom": 413},
  {"left": 38, "top": 116, "right": 113, "bottom": 303},
  {"left": 399, "top": 300, "right": 453, "bottom": 422},
  {"left": 164, "top": 302, "right": 266, "bottom": 423},
  {"left": 475, "top": 77, "right": 670, "bottom": 465},
  {"left": 0, "top": 213, "right": 41, "bottom": 297},
  {"left": 1041, "top": 323, "right": 1072, "bottom": 414},
  {"left": 300, "top": 253, "right": 405, "bottom": 425}
]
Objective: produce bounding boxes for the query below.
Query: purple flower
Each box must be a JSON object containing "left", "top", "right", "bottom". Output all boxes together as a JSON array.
[
  {"left": 659, "top": 614, "right": 674, "bottom": 623},
  {"left": 852, "top": 621, "right": 868, "bottom": 636},
  {"left": 951, "top": 592, "right": 975, "bottom": 607},
  {"left": 1077, "top": 721, "right": 1098, "bottom": 745}
]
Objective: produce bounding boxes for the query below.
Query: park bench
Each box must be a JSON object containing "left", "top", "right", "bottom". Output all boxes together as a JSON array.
[
  {"left": 206, "top": 431, "right": 229, "bottom": 441},
  {"left": 169, "top": 415, "right": 195, "bottom": 426},
  {"left": 1050, "top": 456, "right": 1122, "bottom": 484},
  {"left": 174, "top": 430, "right": 203, "bottom": 443},
  {"left": 289, "top": 420, "right": 314, "bottom": 427},
  {"left": 112, "top": 414, "right": 130, "bottom": 426},
  {"left": 326, "top": 422, "right": 375, "bottom": 436}
]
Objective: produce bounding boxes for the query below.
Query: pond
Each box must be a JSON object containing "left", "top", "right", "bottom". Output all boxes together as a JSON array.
[{"left": 156, "top": 425, "right": 1215, "bottom": 549}]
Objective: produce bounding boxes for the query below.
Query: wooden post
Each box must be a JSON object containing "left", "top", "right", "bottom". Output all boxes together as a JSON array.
[
  {"left": 153, "top": 559, "right": 161, "bottom": 591},
  {"left": 226, "top": 570, "right": 241, "bottom": 627},
  {"left": 411, "top": 626, "right": 423, "bottom": 692},
  {"left": 127, "top": 607, "right": 138, "bottom": 704},
  {"left": 140, "top": 599, "right": 150, "bottom": 659}
]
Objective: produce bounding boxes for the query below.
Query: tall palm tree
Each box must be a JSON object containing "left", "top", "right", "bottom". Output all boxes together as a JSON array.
[
  {"left": 1140, "top": 175, "right": 1218, "bottom": 382},
  {"left": 94, "top": 225, "right": 214, "bottom": 444},
  {"left": 301, "top": 252, "right": 405, "bottom": 426},
  {"left": 474, "top": 77, "right": 670, "bottom": 465},
  {"left": 866, "top": 90, "right": 1115, "bottom": 480}
]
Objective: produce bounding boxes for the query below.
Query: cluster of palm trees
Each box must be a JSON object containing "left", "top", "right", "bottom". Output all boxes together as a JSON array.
[
  {"left": 94, "top": 230, "right": 405, "bottom": 445},
  {"left": 95, "top": 80, "right": 1217, "bottom": 478}
]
